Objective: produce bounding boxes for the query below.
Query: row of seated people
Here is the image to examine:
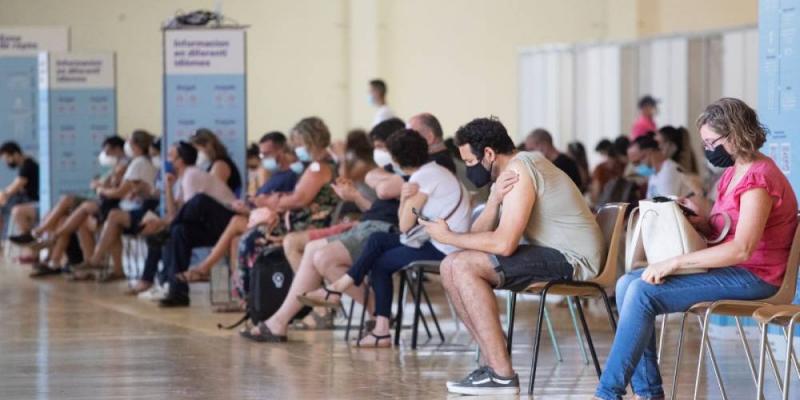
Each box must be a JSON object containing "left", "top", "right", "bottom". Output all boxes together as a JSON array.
[{"left": 3, "top": 97, "right": 796, "bottom": 398}]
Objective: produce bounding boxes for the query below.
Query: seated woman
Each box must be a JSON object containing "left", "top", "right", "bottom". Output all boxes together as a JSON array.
[
  {"left": 27, "top": 135, "right": 133, "bottom": 277},
  {"left": 246, "top": 129, "right": 471, "bottom": 346},
  {"left": 190, "top": 128, "right": 243, "bottom": 195},
  {"left": 178, "top": 117, "right": 336, "bottom": 283},
  {"left": 593, "top": 98, "right": 798, "bottom": 400},
  {"left": 245, "top": 143, "right": 268, "bottom": 198},
  {"left": 70, "top": 130, "right": 159, "bottom": 281}
]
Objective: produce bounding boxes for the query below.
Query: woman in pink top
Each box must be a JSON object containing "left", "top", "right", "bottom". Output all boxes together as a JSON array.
[{"left": 595, "top": 98, "right": 798, "bottom": 400}]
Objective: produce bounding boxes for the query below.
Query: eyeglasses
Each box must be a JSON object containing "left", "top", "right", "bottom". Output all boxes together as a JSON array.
[{"left": 703, "top": 135, "right": 726, "bottom": 151}]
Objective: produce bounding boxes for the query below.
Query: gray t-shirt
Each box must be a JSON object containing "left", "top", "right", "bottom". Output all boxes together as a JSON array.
[{"left": 513, "top": 151, "right": 605, "bottom": 280}]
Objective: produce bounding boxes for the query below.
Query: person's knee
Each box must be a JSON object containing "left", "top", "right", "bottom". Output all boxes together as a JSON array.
[{"left": 622, "top": 278, "right": 657, "bottom": 312}]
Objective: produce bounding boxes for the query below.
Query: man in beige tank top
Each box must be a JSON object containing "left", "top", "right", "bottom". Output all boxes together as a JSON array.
[{"left": 420, "top": 117, "right": 604, "bottom": 396}]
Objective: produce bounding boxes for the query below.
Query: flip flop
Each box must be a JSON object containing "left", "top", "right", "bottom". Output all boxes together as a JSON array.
[
  {"left": 177, "top": 269, "right": 210, "bottom": 283},
  {"left": 239, "top": 321, "right": 287, "bottom": 343},
  {"left": 355, "top": 333, "right": 392, "bottom": 348},
  {"left": 297, "top": 287, "right": 343, "bottom": 308}
]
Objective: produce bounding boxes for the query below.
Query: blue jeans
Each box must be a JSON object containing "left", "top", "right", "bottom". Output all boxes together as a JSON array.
[
  {"left": 595, "top": 267, "right": 778, "bottom": 400},
  {"left": 346, "top": 232, "right": 444, "bottom": 318}
]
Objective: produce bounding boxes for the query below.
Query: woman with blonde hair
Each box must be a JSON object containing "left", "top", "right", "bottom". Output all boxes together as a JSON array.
[{"left": 594, "top": 98, "right": 798, "bottom": 399}]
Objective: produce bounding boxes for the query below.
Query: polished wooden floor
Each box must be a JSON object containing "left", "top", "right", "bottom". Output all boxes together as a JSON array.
[{"left": 0, "top": 256, "right": 791, "bottom": 399}]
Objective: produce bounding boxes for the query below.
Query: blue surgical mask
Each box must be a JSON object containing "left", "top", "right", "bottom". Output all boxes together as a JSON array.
[
  {"left": 294, "top": 146, "right": 311, "bottom": 163},
  {"left": 635, "top": 164, "right": 655, "bottom": 177},
  {"left": 261, "top": 157, "right": 278, "bottom": 172},
  {"left": 289, "top": 161, "right": 305, "bottom": 175}
]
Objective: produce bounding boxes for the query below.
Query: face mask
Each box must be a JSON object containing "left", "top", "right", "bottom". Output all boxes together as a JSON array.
[
  {"left": 98, "top": 151, "right": 118, "bottom": 167},
  {"left": 196, "top": 151, "right": 211, "bottom": 169},
  {"left": 124, "top": 141, "right": 135, "bottom": 158},
  {"left": 705, "top": 144, "right": 735, "bottom": 168},
  {"left": 261, "top": 157, "right": 279, "bottom": 172},
  {"left": 295, "top": 146, "right": 311, "bottom": 163},
  {"left": 466, "top": 159, "right": 493, "bottom": 188},
  {"left": 635, "top": 164, "right": 655, "bottom": 177},
  {"left": 367, "top": 94, "right": 376, "bottom": 107},
  {"left": 373, "top": 149, "right": 393, "bottom": 167},
  {"left": 289, "top": 161, "right": 305, "bottom": 175},
  {"left": 6, "top": 161, "right": 18, "bottom": 169}
]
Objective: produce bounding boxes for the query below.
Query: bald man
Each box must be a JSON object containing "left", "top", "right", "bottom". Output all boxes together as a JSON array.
[{"left": 407, "top": 113, "right": 457, "bottom": 174}]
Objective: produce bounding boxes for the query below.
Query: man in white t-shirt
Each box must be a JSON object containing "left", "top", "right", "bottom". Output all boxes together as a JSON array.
[
  {"left": 282, "top": 129, "right": 470, "bottom": 346},
  {"left": 369, "top": 79, "right": 396, "bottom": 127},
  {"left": 628, "top": 134, "right": 688, "bottom": 198},
  {"left": 72, "top": 130, "right": 159, "bottom": 281},
  {"left": 156, "top": 141, "right": 239, "bottom": 307}
]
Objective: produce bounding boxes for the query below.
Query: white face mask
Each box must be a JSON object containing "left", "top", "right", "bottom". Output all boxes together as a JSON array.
[
  {"left": 261, "top": 157, "right": 279, "bottom": 172},
  {"left": 98, "top": 151, "right": 118, "bottom": 167},
  {"left": 373, "top": 148, "right": 392, "bottom": 167},
  {"left": 196, "top": 151, "right": 211, "bottom": 169},
  {"left": 124, "top": 141, "right": 135, "bottom": 158},
  {"left": 152, "top": 157, "right": 162, "bottom": 171}
]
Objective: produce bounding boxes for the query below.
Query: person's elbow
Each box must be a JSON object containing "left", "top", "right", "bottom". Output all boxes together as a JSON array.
[
  {"left": 494, "top": 237, "right": 519, "bottom": 257},
  {"left": 729, "top": 240, "right": 758, "bottom": 265}
]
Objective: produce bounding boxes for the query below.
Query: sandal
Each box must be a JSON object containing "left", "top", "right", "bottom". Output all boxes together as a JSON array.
[
  {"left": 355, "top": 332, "right": 392, "bottom": 348},
  {"left": 292, "top": 310, "right": 335, "bottom": 330},
  {"left": 177, "top": 268, "right": 210, "bottom": 283},
  {"left": 239, "top": 321, "right": 288, "bottom": 343},
  {"left": 68, "top": 269, "right": 97, "bottom": 281},
  {"left": 29, "top": 264, "right": 62, "bottom": 278},
  {"left": 97, "top": 270, "right": 126, "bottom": 283},
  {"left": 297, "top": 287, "right": 343, "bottom": 308},
  {"left": 125, "top": 281, "right": 153, "bottom": 296}
]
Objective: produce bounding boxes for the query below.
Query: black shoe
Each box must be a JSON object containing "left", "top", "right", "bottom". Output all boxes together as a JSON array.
[
  {"left": 159, "top": 295, "right": 190, "bottom": 308},
  {"left": 9, "top": 233, "right": 36, "bottom": 245},
  {"left": 446, "top": 367, "right": 520, "bottom": 395},
  {"left": 29, "top": 264, "right": 62, "bottom": 278}
]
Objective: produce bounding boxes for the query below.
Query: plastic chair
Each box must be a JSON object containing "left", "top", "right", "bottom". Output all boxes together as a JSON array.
[
  {"left": 670, "top": 213, "right": 800, "bottom": 400},
  {"left": 509, "top": 202, "right": 629, "bottom": 395},
  {"left": 753, "top": 304, "right": 800, "bottom": 400}
]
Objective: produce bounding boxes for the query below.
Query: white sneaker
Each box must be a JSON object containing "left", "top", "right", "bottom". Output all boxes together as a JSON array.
[{"left": 138, "top": 283, "right": 169, "bottom": 301}]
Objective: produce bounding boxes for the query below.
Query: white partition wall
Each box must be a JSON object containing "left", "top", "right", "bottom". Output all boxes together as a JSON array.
[
  {"left": 722, "top": 28, "right": 759, "bottom": 107},
  {"left": 575, "top": 44, "right": 622, "bottom": 167},
  {"left": 640, "top": 37, "right": 689, "bottom": 128},
  {"left": 518, "top": 45, "right": 574, "bottom": 147}
]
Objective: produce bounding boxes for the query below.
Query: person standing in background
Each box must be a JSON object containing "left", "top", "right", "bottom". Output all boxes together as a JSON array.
[
  {"left": 369, "top": 79, "right": 395, "bottom": 127},
  {"left": 631, "top": 95, "right": 658, "bottom": 140}
]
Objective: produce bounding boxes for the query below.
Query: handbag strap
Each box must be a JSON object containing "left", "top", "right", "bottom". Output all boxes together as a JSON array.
[
  {"left": 440, "top": 185, "right": 465, "bottom": 223},
  {"left": 705, "top": 212, "right": 732, "bottom": 245}
]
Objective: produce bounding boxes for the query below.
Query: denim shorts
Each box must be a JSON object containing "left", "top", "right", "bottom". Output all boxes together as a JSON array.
[{"left": 491, "top": 245, "right": 575, "bottom": 292}]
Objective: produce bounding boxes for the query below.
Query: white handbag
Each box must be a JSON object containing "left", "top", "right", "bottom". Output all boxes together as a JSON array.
[{"left": 625, "top": 199, "right": 730, "bottom": 275}]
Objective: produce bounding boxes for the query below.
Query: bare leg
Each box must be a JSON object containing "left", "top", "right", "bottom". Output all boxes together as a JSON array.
[
  {"left": 48, "top": 229, "right": 73, "bottom": 267},
  {"left": 33, "top": 195, "right": 76, "bottom": 236},
  {"left": 258, "top": 239, "right": 328, "bottom": 335},
  {"left": 283, "top": 231, "right": 309, "bottom": 271},
  {"left": 444, "top": 250, "right": 511, "bottom": 376},
  {"left": 312, "top": 241, "right": 373, "bottom": 309},
  {"left": 89, "top": 209, "right": 130, "bottom": 266},
  {"left": 10, "top": 203, "right": 37, "bottom": 234},
  {"left": 440, "top": 253, "right": 482, "bottom": 343},
  {"left": 76, "top": 221, "right": 95, "bottom": 261},
  {"left": 54, "top": 201, "right": 99, "bottom": 238},
  {"left": 194, "top": 215, "right": 247, "bottom": 274}
]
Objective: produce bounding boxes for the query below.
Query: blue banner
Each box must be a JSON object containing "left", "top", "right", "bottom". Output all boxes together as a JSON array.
[{"left": 0, "top": 56, "right": 38, "bottom": 187}]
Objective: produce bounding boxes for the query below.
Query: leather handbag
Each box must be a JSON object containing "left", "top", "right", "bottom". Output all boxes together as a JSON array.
[{"left": 625, "top": 199, "right": 730, "bottom": 275}]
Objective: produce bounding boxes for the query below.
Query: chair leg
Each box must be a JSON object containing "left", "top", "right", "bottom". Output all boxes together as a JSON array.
[
  {"left": 527, "top": 288, "right": 549, "bottom": 395},
  {"left": 783, "top": 317, "right": 798, "bottom": 400},
  {"left": 394, "top": 272, "right": 406, "bottom": 346},
  {"left": 781, "top": 324, "right": 800, "bottom": 380},
  {"left": 575, "top": 296, "right": 602, "bottom": 379},
  {"left": 670, "top": 313, "right": 688, "bottom": 400},
  {"left": 506, "top": 292, "right": 517, "bottom": 355},
  {"left": 543, "top": 307, "right": 563, "bottom": 362},
  {"left": 756, "top": 322, "right": 768, "bottom": 400},
  {"left": 344, "top": 298, "right": 355, "bottom": 341},
  {"left": 411, "top": 269, "right": 424, "bottom": 349},
  {"left": 419, "top": 282, "right": 444, "bottom": 343},
  {"left": 734, "top": 316, "right": 758, "bottom": 385},
  {"left": 658, "top": 314, "right": 668, "bottom": 366},
  {"left": 693, "top": 313, "right": 728, "bottom": 400},
  {"left": 599, "top": 290, "right": 617, "bottom": 331},
  {"left": 567, "top": 297, "right": 589, "bottom": 364},
  {"left": 356, "top": 280, "right": 370, "bottom": 344}
]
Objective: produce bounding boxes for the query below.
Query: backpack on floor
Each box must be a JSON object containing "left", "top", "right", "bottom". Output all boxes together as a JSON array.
[{"left": 218, "top": 246, "right": 311, "bottom": 329}]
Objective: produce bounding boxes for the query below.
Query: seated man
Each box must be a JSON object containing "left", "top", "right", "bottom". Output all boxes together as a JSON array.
[
  {"left": 407, "top": 112, "right": 457, "bottom": 174},
  {"left": 0, "top": 141, "right": 39, "bottom": 240},
  {"left": 154, "top": 142, "right": 239, "bottom": 307},
  {"left": 423, "top": 117, "right": 604, "bottom": 395},
  {"left": 71, "top": 130, "right": 159, "bottom": 281},
  {"left": 525, "top": 128, "right": 583, "bottom": 189}
]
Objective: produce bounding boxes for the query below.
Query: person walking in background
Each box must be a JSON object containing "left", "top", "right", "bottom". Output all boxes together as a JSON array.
[
  {"left": 369, "top": 79, "right": 395, "bottom": 127},
  {"left": 631, "top": 95, "right": 658, "bottom": 140}
]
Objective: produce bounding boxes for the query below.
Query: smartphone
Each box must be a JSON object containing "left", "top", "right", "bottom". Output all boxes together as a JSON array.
[
  {"left": 164, "top": 161, "right": 175, "bottom": 174},
  {"left": 412, "top": 207, "right": 431, "bottom": 222}
]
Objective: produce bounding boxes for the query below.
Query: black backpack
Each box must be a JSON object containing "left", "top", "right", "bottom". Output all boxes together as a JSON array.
[{"left": 218, "top": 246, "right": 311, "bottom": 329}]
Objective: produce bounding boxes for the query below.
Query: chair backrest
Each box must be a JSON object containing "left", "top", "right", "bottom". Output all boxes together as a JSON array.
[
  {"left": 593, "top": 202, "right": 629, "bottom": 287},
  {"left": 767, "top": 213, "right": 800, "bottom": 304}
]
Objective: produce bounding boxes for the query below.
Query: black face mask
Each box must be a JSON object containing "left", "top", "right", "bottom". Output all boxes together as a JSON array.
[
  {"left": 466, "top": 158, "right": 493, "bottom": 188},
  {"left": 704, "top": 144, "right": 734, "bottom": 168},
  {"left": 6, "top": 161, "right": 18, "bottom": 169}
]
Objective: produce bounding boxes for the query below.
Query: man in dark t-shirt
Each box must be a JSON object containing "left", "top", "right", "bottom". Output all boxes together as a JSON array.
[
  {"left": 408, "top": 113, "right": 457, "bottom": 174},
  {"left": 0, "top": 141, "right": 39, "bottom": 239},
  {"left": 524, "top": 128, "right": 583, "bottom": 188}
]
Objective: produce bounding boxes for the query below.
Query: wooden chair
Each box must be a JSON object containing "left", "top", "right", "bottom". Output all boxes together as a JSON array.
[
  {"left": 669, "top": 214, "right": 800, "bottom": 400},
  {"left": 507, "top": 202, "right": 628, "bottom": 395}
]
